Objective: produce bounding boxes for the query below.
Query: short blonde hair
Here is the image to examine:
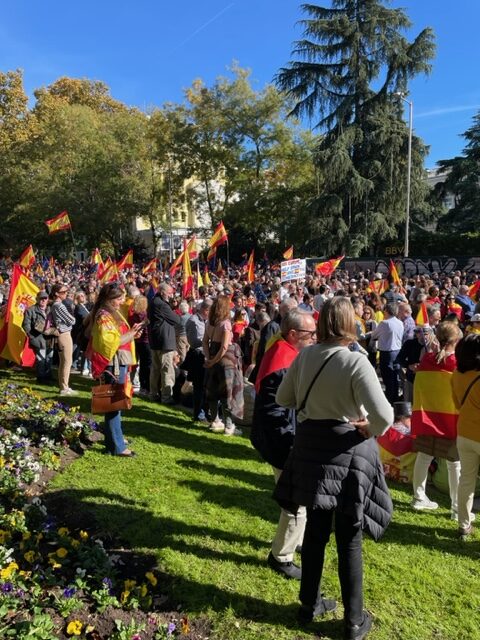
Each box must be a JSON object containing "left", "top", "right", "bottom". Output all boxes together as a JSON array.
[{"left": 317, "top": 297, "right": 356, "bottom": 344}]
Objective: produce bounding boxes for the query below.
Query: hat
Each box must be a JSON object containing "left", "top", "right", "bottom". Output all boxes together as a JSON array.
[
  {"left": 393, "top": 401, "right": 412, "bottom": 418},
  {"left": 37, "top": 291, "right": 49, "bottom": 300},
  {"left": 471, "top": 314, "right": 480, "bottom": 322}
]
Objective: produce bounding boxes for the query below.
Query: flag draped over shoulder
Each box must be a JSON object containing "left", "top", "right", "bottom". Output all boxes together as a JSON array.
[
  {"left": 255, "top": 337, "right": 297, "bottom": 393},
  {"left": 116, "top": 249, "right": 134, "bottom": 271},
  {"left": 19, "top": 245, "right": 35, "bottom": 269},
  {"left": 182, "top": 240, "right": 193, "bottom": 298},
  {"left": 411, "top": 353, "right": 458, "bottom": 439},
  {"left": 45, "top": 211, "right": 71, "bottom": 234},
  {"left": 247, "top": 249, "right": 255, "bottom": 283},
  {"left": 283, "top": 246, "right": 293, "bottom": 260},
  {"left": 315, "top": 255, "right": 344, "bottom": 276},
  {"left": 0, "top": 264, "right": 38, "bottom": 366}
]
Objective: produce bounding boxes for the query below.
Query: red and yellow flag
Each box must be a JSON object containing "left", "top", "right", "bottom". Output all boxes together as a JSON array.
[
  {"left": 389, "top": 259, "right": 402, "bottom": 287},
  {"left": 204, "top": 265, "right": 211, "bottom": 286},
  {"left": 315, "top": 255, "right": 344, "bottom": 276},
  {"left": 207, "top": 221, "right": 228, "bottom": 260},
  {"left": 170, "top": 236, "right": 198, "bottom": 275},
  {"left": 283, "top": 246, "right": 294, "bottom": 260},
  {"left": 197, "top": 263, "right": 204, "bottom": 288},
  {"left": 468, "top": 280, "right": 480, "bottom": 301},
  {"left": 182, "top": 240, "right": 193, "bottom": 299},
  {"left": 368, "top": 279, "right": 388, "bottom": 295},
  {"left": 415, "top": 302, "right": 429, "bottom": 326},
  {"left": 0, "top": 264, "right": 38, "bottom": 366},
  {"left": 99, "top": 262, "right": 120, "bottom": 285},
  {"left": 142, "top": 258, "right": 157, "bottom": 275},
  {"left": 45, "top": 211, "right": 71, "bottom": 234},
  {"left": 247, "top": 249, "right": 255, "bottom": 283},
  {"left": 90, "top": 248, "right": 103, "bottom": 265},
  {"left": 19, "top": 245, "right": 35, "bottom": 269},
  {"left": 116, "top": 249, "right": 134, "bottom": 271}
]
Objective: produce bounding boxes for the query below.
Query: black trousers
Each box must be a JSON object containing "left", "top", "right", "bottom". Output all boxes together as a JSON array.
[
  {"left": 379, "top": 349, "right": 400, "bottom": 404},
  {"left": 300, "top": 507, "right": 363, "bottom": 626}
]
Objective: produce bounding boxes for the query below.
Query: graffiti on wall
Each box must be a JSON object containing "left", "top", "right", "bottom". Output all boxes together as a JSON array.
[{"left": 343, "top": 257, "right": 480, "bottom": 276}]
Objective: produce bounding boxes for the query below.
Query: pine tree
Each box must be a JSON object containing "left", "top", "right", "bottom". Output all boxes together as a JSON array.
[{"left": 276, "top": 1, "right": 435, "bottom": 256}]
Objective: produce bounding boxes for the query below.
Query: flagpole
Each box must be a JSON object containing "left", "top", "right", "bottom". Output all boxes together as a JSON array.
[
  {"left": 226, "top": 238, "right": 230, "bottom": 279},
  {"left": 69, "top": 227, "right": 77, "bottom": 261}
]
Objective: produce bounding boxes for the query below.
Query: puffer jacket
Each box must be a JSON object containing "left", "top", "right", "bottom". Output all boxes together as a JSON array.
[{"left": 273, "top": 419, "right": 393, "bottom": 541}]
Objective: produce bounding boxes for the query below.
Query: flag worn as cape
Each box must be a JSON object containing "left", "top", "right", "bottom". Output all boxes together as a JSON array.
[
  {"left": 315, "top": 255, "right": 344, "bottom": 276},
  {"left": 19, "top": 245, "right": 35, "bottom": 269},
  {"left": 88, "top": 309, "right": 135, "bottom": 378},
  {"left": 411, "top": 352, "right": 458, "bottom": 439},
  {"left": 247, "top": 249, "right": 255, "bottom": 283},
  {"left": 45, "top": 211, "right": 71, "bottom": 234},
  {"left": 255, "top": 336, "right": 298, "bottom": 393},
  {"left": 283, "top": 246, "right": 293, "bottom": 260},
  {"left": 0, "top": 264, "right": 38, "bottom": 366}
]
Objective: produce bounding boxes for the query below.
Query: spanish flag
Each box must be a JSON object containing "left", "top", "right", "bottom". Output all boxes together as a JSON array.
[
  {"left": 207, "top": 221, "right": 228, "bottom": 260},
  {"left": 45, "top": 211, "right": 71, "bottom": 234},
  {"left": 283, "top": 246, "right": 294, "bottom": 260},
  {"left": 142, "top": 258, "right": 157, "bottom": 275},
  {"left": 19, "top": 244, "right": 35, "bottom": 269},
  {"left": 468, "top": 280, "right": 480, "bottom": 301},
  {"left": 415, "top": 302, "right": 429, "bottom": 326},
  {"left": 389, "top": 259, "right": 402, "bottom": 287},
  {"left": 315, "top": 255, "right": 344, "bottom": 276},
  {"left": 170, "top": 236, "right": 198, "bottom": 275},
  {"left": 368, "top": 279, "right": 388, "bottom": 295},
  {"left": 90, "top": 248, "right": 103, "bottom": 265},
  {"left": 116, "top": 249, "right": 134, "bottom": 271},
  {"left": 182, "top": 239, "right": 193, "bottom": 299},
  {"left": 411, "top": 352, "right": 458, "bottom": 440},
  {"left": 0, "top": 264, "right": 38, "bottom": 366},
  {"left": 197, "top": 263, "right": 204, "bottom": 288},
  {"left": 247, "top": 249, "right": 255, "bottom": 283},
  {"left": 204, "top": 265, "right": 211, "bottom": 285},
  {"left": 99, "top": 261, "right": 120, "bottom": 285}
]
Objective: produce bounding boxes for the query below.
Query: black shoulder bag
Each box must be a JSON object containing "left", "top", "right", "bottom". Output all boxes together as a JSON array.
[{"left": 298, "top": 350, "right": 338, "bottom": 412}]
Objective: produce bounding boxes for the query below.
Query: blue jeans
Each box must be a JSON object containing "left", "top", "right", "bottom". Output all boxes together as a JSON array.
[
  {"left": 379, "top": 350, "right": 400, "bottom": 405},
  {"left": 104, "top": 364, "right": 127, "bottom": 455}
]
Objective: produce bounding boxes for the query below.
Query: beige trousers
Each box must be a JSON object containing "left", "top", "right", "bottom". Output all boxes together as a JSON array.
[
  {"left": 271, "top": 467, "right": 306, "bottom": 563},
  {"left": 57, "top": 331, "right": 73, "bottom": 391},
  {"left": 150, "top": 350, "right": 176, "bottom": 402}
]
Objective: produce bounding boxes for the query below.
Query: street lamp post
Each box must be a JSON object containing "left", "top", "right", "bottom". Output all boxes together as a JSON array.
[{"left": 396, "top": 93, "right": 413, "bottom": 258}]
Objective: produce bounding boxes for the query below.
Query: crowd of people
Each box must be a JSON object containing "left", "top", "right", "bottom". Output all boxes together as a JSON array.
[{"left": 1, "top": 256, "right": 480, "bottom": 639}]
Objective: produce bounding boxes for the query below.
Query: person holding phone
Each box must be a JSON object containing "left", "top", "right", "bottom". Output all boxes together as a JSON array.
[{"left": 86, "top": 284, "right": 143, "bottom": 457}]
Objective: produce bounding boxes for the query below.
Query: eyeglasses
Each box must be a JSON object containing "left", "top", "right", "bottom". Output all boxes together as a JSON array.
[{"left": 296, "top": 329, "right": 316, "bottom": 338}]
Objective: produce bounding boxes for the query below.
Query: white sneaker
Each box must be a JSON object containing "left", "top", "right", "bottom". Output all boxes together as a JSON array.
[
  {"left": 224, "top": 425, "right": 243, "bottom": 437},
  {"left": 412, "top": 498, "right": 439, "bottom": 511},
  {"left": 209, "top": 420, "right": 225, "bottom": 433}
]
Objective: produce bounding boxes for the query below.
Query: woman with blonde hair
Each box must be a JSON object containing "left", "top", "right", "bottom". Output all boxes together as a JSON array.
[
  {"left": 203, "top": 295, "right": 244, "bottom": 436},
  {"left": 87, "top": 284, "right": 143, "bottom": 457},
  {"left": 274, "top": 297, "right": 393, "bottom": 638},
  {"left": 411, "top": 321, "right": 462, "bottom": 514}
]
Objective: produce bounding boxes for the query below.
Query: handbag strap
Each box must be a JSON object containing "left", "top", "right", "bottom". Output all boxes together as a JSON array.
[
  {"left": 460, "top": 374, "right": 480, "bottom": 406},
  {"left": 298, "top": 350, "right": 338, "bottom": 412}
]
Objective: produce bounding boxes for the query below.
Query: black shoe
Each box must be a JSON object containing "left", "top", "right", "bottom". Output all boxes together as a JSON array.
[
  {"left": 298, "top": 597, "right": 337, "bottom": 624},
  {"left": 344, "top": 611, "right": 373, "bottom": 640},
  {"left": 267, "top": 552, "right": 301, "bottom": 580}
]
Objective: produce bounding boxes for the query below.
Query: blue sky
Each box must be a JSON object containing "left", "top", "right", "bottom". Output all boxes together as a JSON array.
[{"left": 2, "top": 1, "right": 479, "bottom": 167}]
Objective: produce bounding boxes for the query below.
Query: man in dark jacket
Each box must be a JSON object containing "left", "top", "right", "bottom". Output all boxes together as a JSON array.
[
  {"left": 251, "top": 309, "right": 316, "bottom": 579},
  {"left": 22, "top": 291, "right": 54, "bottom": 383},
  {"left": 148, "top": 282, "right": 181, "bottom": 403}
]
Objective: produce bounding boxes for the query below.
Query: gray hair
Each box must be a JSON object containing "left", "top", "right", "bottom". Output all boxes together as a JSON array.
[
  {"left": 179, "top": 301, "right": 190, "bottom": 314},
  {"left": 256, "top": 311, "right": 270, "bottom": 327},
  {"left": 279, "top": 296, "right": 298, "bottom": 317},
  {"left": 281, "top": 309, "right": 313, "bottom": 336},
  {"left": 384, "top": 302, "right": 398, "bottom": 317}
]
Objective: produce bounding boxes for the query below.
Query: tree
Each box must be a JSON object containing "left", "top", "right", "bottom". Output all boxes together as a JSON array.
[
  {"left": 436, "top": 111, "right": 480, "bottom": 234},
  {"left": 276, "top": 1, "right": 435, "bottom": 256}
]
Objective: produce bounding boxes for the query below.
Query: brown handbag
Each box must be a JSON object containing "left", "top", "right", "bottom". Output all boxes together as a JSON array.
[{"left": 91, "top": 380, "right": 133, "bottom": 414}]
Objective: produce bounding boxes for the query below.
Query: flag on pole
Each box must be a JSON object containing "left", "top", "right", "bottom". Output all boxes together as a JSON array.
[
  {"left": 247, "top": 249, "right": 255, "bottom": 283},
  {"left": 204, "top": 265, "right": 211, "bottom": 285},
  {"left": 314, "top": 256, "right": 344, "bottom": 276},
  {"left": 283, "top": 246, "right": 294, "bottom": 260},
  {"left": 0, "top": 264, "right": 39, "bottom": 366},
  {"left": 389, "top": 260, "right": 402, "bottom": 286},
  {"left": 19, "top": 245, "right": 35, "bottom": 269},
  {"left": 468, "top": 280, "right": 480, "bottom": 301},
  {"left": 45, "top": 211, "right": 71, "bottom": 234},
  {"left": 207, "top": 221, "right": 228, "bottom": 260},
  {"left": 116, "top": 249, "right": 134, "bottom": 271},
  {"left": 142, "top": 258, "right": 157, "bottom": 275},
  {"left": 90, "top": 248, "right": 103, "bottom": 265},
  {"left": 169, "top": 236, "right": 197, "bottom": 275},
  {"left": 99, "top": 262, "right": 120, "bottom": 285},
  {"left": 367, "top": 279, "right": 388, "bottom": 295},
  {"left": 181, "top": 240, "right": 193, "bottom": 299},
  {"left": 415, "top": 303, "right": 429, "bottom": 326},
  {"left": 197, "top": 263, "right": 204, "bottom": 288}
]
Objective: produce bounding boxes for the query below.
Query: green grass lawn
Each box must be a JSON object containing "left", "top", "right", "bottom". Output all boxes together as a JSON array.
[{"left": 4, "top": 368, "right": 480, "bottom": 640}]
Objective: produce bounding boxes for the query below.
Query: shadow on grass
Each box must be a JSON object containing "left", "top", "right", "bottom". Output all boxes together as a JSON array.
[
  {"left": 176, "top": 458, "right": 272, "bottom": 490},
  {"left": 43, "top": 486, "right": 344, "bottom": 637}
]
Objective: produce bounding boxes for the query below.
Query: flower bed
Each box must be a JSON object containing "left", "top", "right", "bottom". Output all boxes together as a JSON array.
[{"left": 0, "top": 383, "right": 208, "bottom": 640}]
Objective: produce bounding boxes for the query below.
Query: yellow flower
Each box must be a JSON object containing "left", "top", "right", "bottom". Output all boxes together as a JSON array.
[
  {"left": 56, "top": 547, "right": 68, "bottom": 558},
  {"left": 71, "top": 539, "right": 80, "bottom": 549},
  {"left": 24, "top": 550, "right": 36, "bottom": 563},
  {"left": 124, "top": 579, "right": 136, "bottom": 591},
  {"left": 145, "top": 571, "right": 157, "bottom": 587},
  {"left": 79, "top": 530, "right": 89, "bottom": 541},
  {"left": 36, "top": 533, "right": 44, "bottom": 542},
  {"left": 120, "top": 590, "right": 130, "bottom": 604},
  {"left": 140, "top": 583, "right": 148, "bottom": 597},
  {"left": 66, "top": 620, "right": 83, "bottom": 636},
  {"left": 0, "top": 529, "right": 10, "bottom": 544},
  {"left": 0, "top": 456, "right": 5, "bottom": 468},
  {"left": 19, "top": 570, "right": 31, "bottom": 578},
  {"left": 22, "top": 531, "right": 32, "bottom": 541},
  {"left": 58, "top": 527, "right": 70, "bottom": 537}
]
